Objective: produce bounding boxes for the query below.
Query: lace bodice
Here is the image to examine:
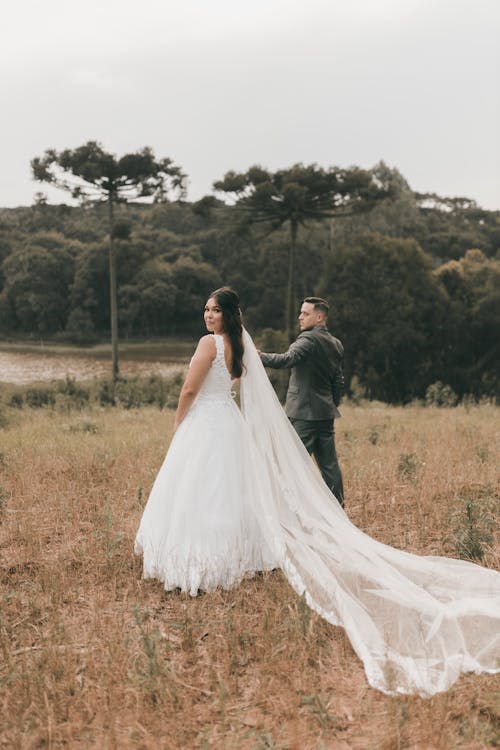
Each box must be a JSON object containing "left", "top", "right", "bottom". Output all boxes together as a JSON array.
[{"left": 195, "top": 334, "right": 233, "bottom": 406}]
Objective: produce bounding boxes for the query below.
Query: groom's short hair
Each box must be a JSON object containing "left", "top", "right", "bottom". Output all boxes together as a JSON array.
[{"left": 304, "top": 297, "right": 329, "bottom": 318}]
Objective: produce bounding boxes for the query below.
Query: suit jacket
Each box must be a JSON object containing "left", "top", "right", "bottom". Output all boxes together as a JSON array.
[{"left": 260, "top": 325, "right": 344, "bottom": 420}]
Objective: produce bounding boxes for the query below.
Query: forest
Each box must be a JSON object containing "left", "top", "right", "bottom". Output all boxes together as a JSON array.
[{"left": 0, "top": 161, "right": 499, "bottom": 403}]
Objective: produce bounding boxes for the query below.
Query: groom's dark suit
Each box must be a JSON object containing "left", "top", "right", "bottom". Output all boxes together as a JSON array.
[{"left": 261, "top": 325, "right": 344, "bottom": 505}]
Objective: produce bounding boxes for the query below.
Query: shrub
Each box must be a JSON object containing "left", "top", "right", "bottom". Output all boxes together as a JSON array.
[
  {"left": 114, "top": 373, "right": 183, "bottom": 410},
  {"left": 160, "top": 373, "right": 183, "bottom": 409},
  {"left": 425, "top": 381, "right": 458, "bottom": 407},
  {"left": 68, "top": 419, "right": 99, "bottom": 434},
  {"left": 397, "top": 452, "right": 419, "bottom": 481},
  {"left": 347, "top": 375, "right": 367, "bottom": 405},
  {"left": 114, "top": 378, "right": 144, "bottom": 409},
  {"left": 97, "top": 380, "right": 116, "bottom": 407},
  {"left": 8, "top": 392, "right": 24, "bottom": 409},
  {"left": 25, "top": 386, "right": 56, "bottom": 408},
  {"left": 367, "top": 423, "right": 385, "bottom": 445},
  {"left": 450, "top": 495, "right": 496, "bottom": 561},
  {"left": 56, "top": 376, "right": 90, "bottom": 412},
  {"left": 2, "top": 371, "right": 184, "bottom": 412}
]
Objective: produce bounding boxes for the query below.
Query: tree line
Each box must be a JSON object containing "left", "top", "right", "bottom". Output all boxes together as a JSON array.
[{"left": 0, "top": 145, "right": 498, "bottom": 403}]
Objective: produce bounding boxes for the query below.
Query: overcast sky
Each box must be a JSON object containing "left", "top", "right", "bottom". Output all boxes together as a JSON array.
[{"left": 2, "top": 0, "right": 499, "bottom": 209}]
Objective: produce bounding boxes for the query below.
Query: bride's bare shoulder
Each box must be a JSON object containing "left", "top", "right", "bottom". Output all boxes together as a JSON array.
[{"left": 194, "top": 334, "right": 216, "bottom": 357}]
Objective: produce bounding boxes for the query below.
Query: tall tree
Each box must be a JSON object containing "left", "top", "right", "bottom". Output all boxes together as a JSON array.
[
  {"left": 320, "top": 232, "right": 448, "bottom": 402},
  {"left": 435, "top": 249, "right": 500, "bottom": 399},
  {"left": 32, "top": 141, "right": 186, "bottom": 379},
  {"left": 214, "top": 163, "right": 392, "bottom": 340},
  {"left": 1, "top": 242, "right": 75, "bottom": 335}
]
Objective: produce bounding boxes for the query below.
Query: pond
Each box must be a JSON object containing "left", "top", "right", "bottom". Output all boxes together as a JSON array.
[{"left": 0, "top": 345, "right": 189, "bottom": 385}]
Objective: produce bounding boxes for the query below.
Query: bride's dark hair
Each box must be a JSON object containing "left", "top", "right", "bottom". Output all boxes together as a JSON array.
[{"left": 209, "top": 286, "right": 244, "bottom": 378}]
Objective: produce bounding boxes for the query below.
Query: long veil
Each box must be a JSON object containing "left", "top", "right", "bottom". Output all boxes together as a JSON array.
[{"left": 240, "top": 328, "right": 500, "bottom": 696}]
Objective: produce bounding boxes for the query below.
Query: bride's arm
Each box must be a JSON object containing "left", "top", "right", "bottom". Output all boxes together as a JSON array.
[{"left": 174, "top": 335, "right": 216, "bottom": 430}]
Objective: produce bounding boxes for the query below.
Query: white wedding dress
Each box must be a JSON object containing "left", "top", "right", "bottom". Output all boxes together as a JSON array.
[
  {"left": 134, "top": 333, "right": 277, "bottom": 596},
  {"left": 135, "top": 330, "right": 500, "bottom": 697}
]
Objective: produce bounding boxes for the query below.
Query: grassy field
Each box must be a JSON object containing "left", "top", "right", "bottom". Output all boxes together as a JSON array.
[{"left": 0, "top": 401, "right": 499, "bottom": 749}]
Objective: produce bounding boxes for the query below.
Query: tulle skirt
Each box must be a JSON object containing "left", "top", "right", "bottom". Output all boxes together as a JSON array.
[{"left": 134, "top": 397, "right": 277, "bottom": 596}]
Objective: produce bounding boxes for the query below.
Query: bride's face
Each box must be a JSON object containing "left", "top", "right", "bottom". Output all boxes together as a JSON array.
[{"left": 204, "top": 297, "right": 224, "bottom": 333}]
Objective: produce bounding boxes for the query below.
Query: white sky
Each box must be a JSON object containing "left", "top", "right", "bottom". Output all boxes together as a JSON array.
[{"left": 2, "top": 0, "right": 499, "bottom": 209}]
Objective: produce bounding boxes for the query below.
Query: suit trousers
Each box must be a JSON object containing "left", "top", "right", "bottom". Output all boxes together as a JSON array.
[{"left": 289, "top": 418, "right": 344, "bottom": 507}]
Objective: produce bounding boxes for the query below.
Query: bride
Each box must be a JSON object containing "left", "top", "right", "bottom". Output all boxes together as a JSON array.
[{"left": 135, "top": 287, "right": 500, "bottom": 697}]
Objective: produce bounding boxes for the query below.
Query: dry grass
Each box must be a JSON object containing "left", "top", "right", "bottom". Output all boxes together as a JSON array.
[{"left": 0, "top": 402, "right": 499, "bottom": 749}]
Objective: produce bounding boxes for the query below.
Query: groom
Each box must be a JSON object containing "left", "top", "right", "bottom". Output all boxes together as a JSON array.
[{"left": 260, "top": 297, "right": 345, "bottom": 506}]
